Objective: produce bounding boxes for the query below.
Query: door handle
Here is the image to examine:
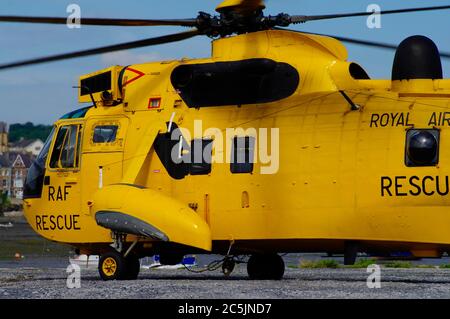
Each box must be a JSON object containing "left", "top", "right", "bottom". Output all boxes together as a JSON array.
[{"left": 65, "top": 178, "right": 78, "bottom": 185}]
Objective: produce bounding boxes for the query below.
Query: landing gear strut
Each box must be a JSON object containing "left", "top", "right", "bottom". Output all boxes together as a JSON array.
[
  {"left": 98, "top": 251, "right": 141, "bottom": 281},
  {"left": 222, "top": 256, "right": 236, "bottom": 276},
  {"left": 344, "top": 241, "right": 359, "bottom": 266},
  {"left": 98, "top": 232, "right": 141, "bottom": 280},
  {"left": 247, "top": 253, "right": 285, "bottom": 280}
]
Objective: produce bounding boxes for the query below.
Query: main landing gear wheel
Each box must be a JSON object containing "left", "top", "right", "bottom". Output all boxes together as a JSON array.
[
  {"left": 99, "top": 251, "right": 141, "bottom": 281},
  {"left": 247, "top": 253, "right": 285, "bottom": 280}
]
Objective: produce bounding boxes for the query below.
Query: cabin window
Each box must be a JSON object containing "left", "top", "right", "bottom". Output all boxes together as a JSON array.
[
  {"left": 405, "top": 129, "right": 439, "bottom": 167},
  {"left": 93, "top": 125, "right": 118, "bottom": 143},
  {"left": 230, "top": 136, "right": 255, "bottom": 174},
  {"left": 49, "top": 124, "right": 82, "bottom": 169},
  {"left": 190, "top": 138, "right": 213, "bottom": 175}
]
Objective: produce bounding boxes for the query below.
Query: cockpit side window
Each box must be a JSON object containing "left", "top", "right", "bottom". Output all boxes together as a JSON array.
[
  {"left": 49, "top": 124, "right": 82, "bottom": 169},
  {"left": 49, "top": 126, "right": 68, "bottom": 168},
  {"left": 93, "top": 125, "right": 118, "bottom": 143}
]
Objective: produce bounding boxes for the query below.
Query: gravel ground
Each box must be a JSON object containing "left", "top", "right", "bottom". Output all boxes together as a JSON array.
[
  {"left": 1, "top": 215, "right": 449, "bottom": 299},
  {"left": 0, "top": 265, "right": 449, "bottom": 299}
]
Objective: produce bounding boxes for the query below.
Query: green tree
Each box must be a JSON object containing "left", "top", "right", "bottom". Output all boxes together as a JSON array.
[
  {"left": 9, "top": 123, "right": 53, "bottom": 143},
  {"left": 0, "top": 191, "right": 9, "bottom": 216}
]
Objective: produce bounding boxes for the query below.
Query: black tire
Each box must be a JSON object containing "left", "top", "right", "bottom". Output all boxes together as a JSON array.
[
  {"left": 247, "top": 254, "right": 265, "bottom": 280},
  {"left": 268, "top": 254, "right": 285, "bottom": 280},
  {"left": 98, "top": 251, "right": 127, "bottom": 281},
  {"left": 247, "top": 253, "right": 285, "bottom": 280},
  {"left": 124, "top": 255, "right": 141, "bottom": 280}
]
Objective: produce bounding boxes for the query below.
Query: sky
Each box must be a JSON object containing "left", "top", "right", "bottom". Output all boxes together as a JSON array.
[{"left": 0, "top": 0, "right": 449, "bottom": 125}]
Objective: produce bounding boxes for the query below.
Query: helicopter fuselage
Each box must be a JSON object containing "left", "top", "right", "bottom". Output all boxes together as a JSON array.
[{"left": 23, "top": 29, "right": 450, "bottom": 260}]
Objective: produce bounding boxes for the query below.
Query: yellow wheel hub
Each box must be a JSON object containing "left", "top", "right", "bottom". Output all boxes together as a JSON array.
[{"left": 102, "top": 257, "right": 117, "bottom": 276}]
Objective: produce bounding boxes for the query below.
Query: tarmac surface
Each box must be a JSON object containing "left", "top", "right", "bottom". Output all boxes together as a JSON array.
[
  {"left": 0, "top": 262, "right": 449, "bottom": 299},
  {"left": 1, "top": 214, "right": 450, "bottom": 299}
]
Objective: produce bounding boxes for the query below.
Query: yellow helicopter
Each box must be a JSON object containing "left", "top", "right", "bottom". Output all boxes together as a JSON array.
[{"left": 1, "top": 0, "right": 450, "bottom": 280}]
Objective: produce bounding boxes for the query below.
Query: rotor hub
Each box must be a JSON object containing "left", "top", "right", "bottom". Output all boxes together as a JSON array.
[{"left": 195, "top": 11, "right": 291, "bottom": 37}]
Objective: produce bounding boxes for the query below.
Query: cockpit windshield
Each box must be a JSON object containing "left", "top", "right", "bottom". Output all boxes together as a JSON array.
[{"left": 23, "top": 127, "right": 55, "bottom": 199}]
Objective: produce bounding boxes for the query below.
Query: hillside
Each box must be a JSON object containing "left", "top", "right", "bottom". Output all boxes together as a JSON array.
[{"left": 8, "top": 122, "right": 53, "bottom": 143}]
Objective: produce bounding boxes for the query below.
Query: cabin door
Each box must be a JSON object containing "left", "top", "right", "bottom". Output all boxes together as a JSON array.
[
  {"left": 80, "top": 116, "right": 130, "bottom": 213},
  {"left": 43, "top": 122, "right": 83, "bottom": 236}
]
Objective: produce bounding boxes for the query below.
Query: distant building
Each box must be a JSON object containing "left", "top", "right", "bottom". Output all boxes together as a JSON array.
[
  {"left": 0, "top": 154, "right": 11, "bottom": 196},
  {"left": 0, "top": 124, "right": 40, "bottom": 201},
  {"left": 8, "top": 153, "right": 33, "bottom": 200},
  {"left": 0, "top": 122, "right": 8, "bottom": 154},
  {"left": 9, "top": 138, "right": 44, "bottom": 156},
  {"left": 0, "top": 152, "right": 33, "bottom": 200}
]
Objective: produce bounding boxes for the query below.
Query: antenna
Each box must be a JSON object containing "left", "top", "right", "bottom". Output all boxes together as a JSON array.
[{"left": 167, "top": 112, "right": 176, "bottom": 133}]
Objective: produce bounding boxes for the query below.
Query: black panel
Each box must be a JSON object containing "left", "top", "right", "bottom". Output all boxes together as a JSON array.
[
  {"left": 392, "top": 35, "right": 443, "bottom": 81},
  {"left": 154, "top": 124, "right": 190, "bottom": 180},
  {"left": 80, "top": 71, "right": 112, "bottom": 95},
  {"left": 171, "top": 59, "right": 300, "bottom": 107}
]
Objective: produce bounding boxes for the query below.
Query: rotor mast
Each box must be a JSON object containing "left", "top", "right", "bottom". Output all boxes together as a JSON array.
[{"left": 215, "top": 0, "right": 266, "bottom": 14}]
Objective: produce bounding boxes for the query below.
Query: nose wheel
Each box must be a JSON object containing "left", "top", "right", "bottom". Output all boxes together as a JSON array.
[
  {"left": 247, "top": 253, "right": 285, "bottom": 280},
  {"left": 99, "top": 250, "right": 141, "bottom": 281}
]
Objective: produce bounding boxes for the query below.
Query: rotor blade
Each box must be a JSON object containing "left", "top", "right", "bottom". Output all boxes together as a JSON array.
[
  {"left": 331, "top": 36, "right": 450, "bottom": 60},
  {"left": 0, "top": 16, "right": 197, "bottom": 27},
  {"left": 277, "top": 28, "right": 450, "bottom": 60},
  {"left": 290, "top": 5, "right": 450, "bottom": 24},
  {"left": 334, "top": 36, "right": 450, "bottom": 60},
  {"left": 0, "top": 29, "right": 200, "bottom": 70}
]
